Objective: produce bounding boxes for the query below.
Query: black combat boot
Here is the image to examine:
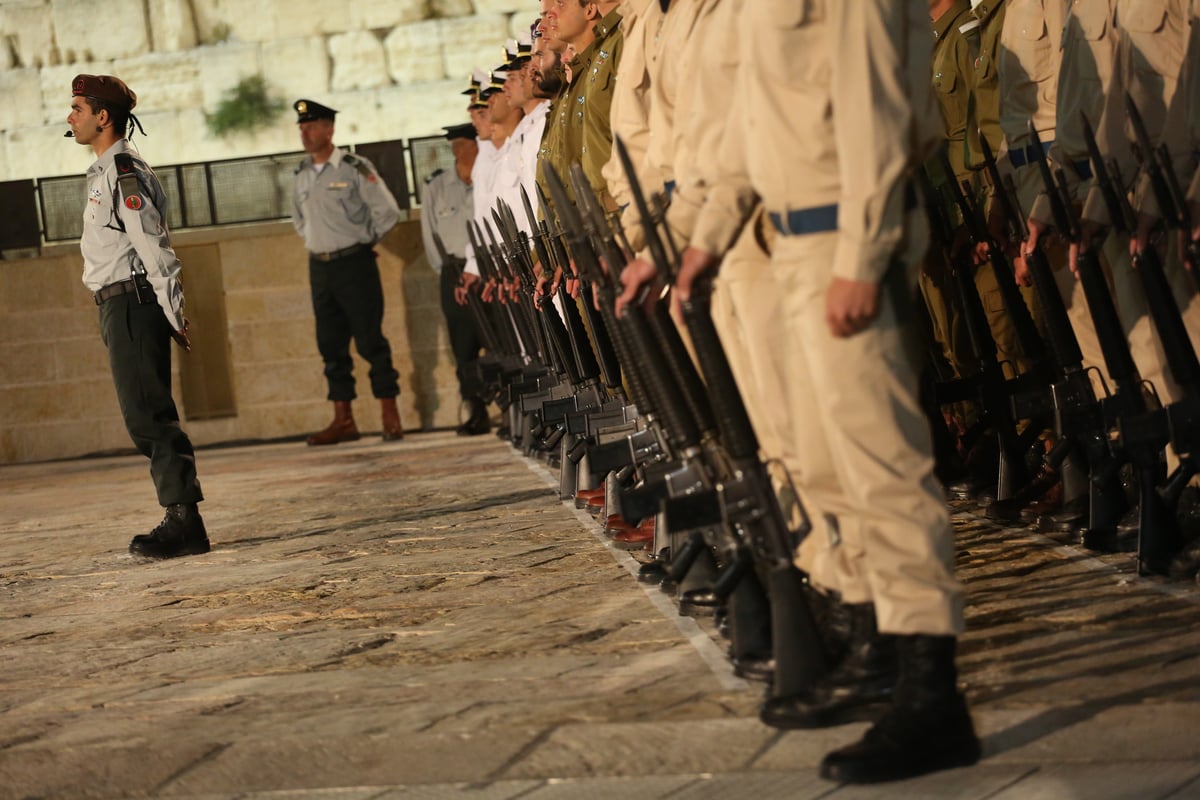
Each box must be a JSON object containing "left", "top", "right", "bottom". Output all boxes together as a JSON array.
[
  {"left": 457, "top": 399, "right": 491, "bottom": 436},
  {"left": 129, "top": 504, "right": 211, "bottom": 559},
  {"left": 759, "top": 603, "right": 896, "bottom": 729},
  {"left": 819, "top": 634, "right": 980, "bottom": 784}
]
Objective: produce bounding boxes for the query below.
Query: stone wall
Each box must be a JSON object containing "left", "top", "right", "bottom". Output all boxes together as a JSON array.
[
  {"left": 0, "top": 0, "right": 530, "bottom": 182},
  {"left": 0, "top": 215, "right": 464, "bottom": 464}
]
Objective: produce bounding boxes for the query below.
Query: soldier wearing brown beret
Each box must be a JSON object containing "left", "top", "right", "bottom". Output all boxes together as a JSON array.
[{"left": 67, "top": 74, "right": 210, "bottom": 560}]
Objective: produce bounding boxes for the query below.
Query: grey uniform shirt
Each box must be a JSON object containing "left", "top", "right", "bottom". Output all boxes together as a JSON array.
[
  {"left": 81, "top": 138, "right": 185, "bottom": 331},
  {"left": 419, "top": 167, "right": 473, "bottom": 275},
  {"left": 291, "top": 147, "right": 401, "bottom": 254}
]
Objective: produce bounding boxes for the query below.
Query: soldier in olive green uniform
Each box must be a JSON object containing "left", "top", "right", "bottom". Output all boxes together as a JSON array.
[{"left": 924, "top": 0, "right": 977, "bottom": 379}]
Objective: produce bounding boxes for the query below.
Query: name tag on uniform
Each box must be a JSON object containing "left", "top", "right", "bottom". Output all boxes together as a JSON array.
[{"left": 327, "top": 182, "right": 350, "bottom": 189}]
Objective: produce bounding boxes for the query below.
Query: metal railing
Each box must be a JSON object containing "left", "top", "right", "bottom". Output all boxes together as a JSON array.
[{"left": 2, "top": 135, "right": 457, "bottom": 249}]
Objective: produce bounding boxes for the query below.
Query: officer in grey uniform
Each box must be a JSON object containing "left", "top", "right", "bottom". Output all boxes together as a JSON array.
[
  {"left": 68, "top": 74, "right": 209, "bottom": 559},
  {"left": 419, "top": 123, "right": 490, "bottom": 435},
  {"left": 291, "top": 99, "right": 405, "bottom": 445}
]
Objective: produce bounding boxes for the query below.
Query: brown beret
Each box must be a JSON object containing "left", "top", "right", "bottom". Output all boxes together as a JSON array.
[{"left": 72, "top": 74, "right": 137, "bottom": 111}]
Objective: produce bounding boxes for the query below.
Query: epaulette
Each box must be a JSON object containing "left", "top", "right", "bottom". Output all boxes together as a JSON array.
[
  {"left": 425, "top": 167, "right": 444, "bottom": 184},
  {"left": 342, "top": 153, "right": 376, "bottom": 182},
  {"left": 294, "top": 158, "right": 307, "bottom": 174},
  {"left": 112, "top": 152, "right": 146, "bottom": 212}
]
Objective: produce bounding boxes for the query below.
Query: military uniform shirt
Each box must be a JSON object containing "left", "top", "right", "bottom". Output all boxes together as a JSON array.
[
  {"left": 81, "top": 138, "right": 185, "bottom": 331},
  {"left": 1083, "top": 0, "right": 1189, "bottom": 224},
  {"left": 997, "top": 0, "right": 1064, "bottom": 162},
  {"left": 464, "top": 138, "right": 498, "bottom": 277},
  {"left": 965, "top": 0, "right": 1007, "bottom": 172},
  {"left": 562, "top": 8, "right": 624, "bottom": 206},
  {"left": 693, "top": 1, "right": 940, "bottom": 282},
  {"left": 291, "top": 147, "right": 400, "bottom": 254},
  {"left": 512, "top": 99, "right": 551, "bottom": 225},
  {"left": 1030, "top": 0, "right": 1117, "bottom": 225},
  {"left": 602, "top": 0, "right": 662, "bottom": 249},
  {"left": 665, "top": 0, "right": 732, "bottom": 243},
  {"left": 420, "top": 167, "right": 473, "bottom": 274}
]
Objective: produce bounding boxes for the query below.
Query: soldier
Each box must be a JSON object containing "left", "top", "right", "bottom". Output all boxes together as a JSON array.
[
  {"left": 677, "top": 2, "right": 979, "bottom": 782},
  {"left": 457, "top": 71, "right": 497, "bottom": 301},
  {"left": 68, "top": 74, "right": 210, "bottom": 559},
  {"left": 544, "top": 0, "right": 623, "bottom": 206},
  {"left": 495, "top": 34, "right": 550, "bottom": 230},
  {"left": 291, "top": 99, "right": 405, "bottom": 446},
  {"left": 420, "top": 124, "right": 489, "bottom": 436}
]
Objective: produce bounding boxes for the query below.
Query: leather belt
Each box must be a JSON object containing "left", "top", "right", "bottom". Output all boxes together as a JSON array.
[
  {"left": 309, "top": 242, "right": 371, "bottom": 262},
  {"left": 94, "top": 276, "right": 152, "bottom": 305},
  {"left": 1007, "top": 139, "right": 1054, "bottom": 168}
]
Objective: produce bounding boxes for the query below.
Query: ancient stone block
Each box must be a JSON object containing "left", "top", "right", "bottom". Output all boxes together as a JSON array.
[
  {"left": 3, "top": 1, "right": 57, "bottom": 69},
  {"left": 472, "top": 0, "right": 525, "bottom": 14},
  {"left": 329, "top": 31, "right": 390, "bottom": 92},
  {"left": 357, "top": 0, "right": 432, "bottom": 30},
  {"left": 108, "top": 51, "right": 204, "bottom": 114},
  {"left": 197, "top": 43, "right": 262, "bottom": 113},
  {"left": 192, "top": 0, "right": 276, "bottom": 44},
  {"left": 0, "top": 68, "right": 45, "bottom": 129},
  {"left": 51, "top": 0, "right": 150, "bottom": 63},
  {"left": 431, "top": 0, "right": 475, "bottom": 17},
  {"left": 384, "top": 20, "right": 445, "bottom": 85},
  {"left": 262, "top": 38, "right": 331, "bottom": 107},
  {"left": 375, "top": 80, "right": 470, "bottom": 140},
  {"left": 147, "top": 0, "right": 198, "bottom": 53},
  {"left": 439, "top": 14, "right": 510, "bottom": 82}
]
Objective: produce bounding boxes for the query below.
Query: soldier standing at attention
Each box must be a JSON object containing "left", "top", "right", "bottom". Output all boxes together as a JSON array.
[
  {"left": 420, "top": 123, "right": 490, "bottom": 436},
  {"left": 68, "top": 74, "right": 210, "bottom": 560},
  {"left": 291, "top": 99, "right": 405, "bottom": 446},
  {"left": 678, "top": 1, "right": 978, "bottom": 782}
]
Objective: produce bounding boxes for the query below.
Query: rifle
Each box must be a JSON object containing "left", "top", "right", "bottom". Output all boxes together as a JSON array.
[
  {"left": 921, "top": 159, "right": 1034, "bottom": 500},
  {"left": 1126, "top": 94, "right": 1200, "bottom": 291},
  {"left": 989, "top": 127, "right": 1126, "bottom": 530},
  {"left": 1071, "top": 113, "right": 1183, "bottom": 575},
  {"left": 613, "top": 137, "right": 831, "bottom": 696}
]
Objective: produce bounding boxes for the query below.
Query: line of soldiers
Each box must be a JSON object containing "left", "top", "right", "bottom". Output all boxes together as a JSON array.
[{"left": 417, "top": 0, "right": 1200, "bottom": 786}]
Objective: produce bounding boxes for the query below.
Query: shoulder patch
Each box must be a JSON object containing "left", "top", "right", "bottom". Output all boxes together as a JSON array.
[
  {"left": 112, "top": 152, "right": 144, "bottom": 212},
  {"left": 114, "top": 152, "right": 137, "bottom": 175}
]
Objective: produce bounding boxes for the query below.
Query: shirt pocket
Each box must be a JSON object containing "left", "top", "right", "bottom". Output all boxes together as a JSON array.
[
  {"left": 755, "top": 0, "right": 828, "bottom": 88},
  {"left": 1121, "top": 0, "right": 1168, "bottom": 33},
  {"left": 1072, "top": 0, "right": 1111, "bottom": 40}
]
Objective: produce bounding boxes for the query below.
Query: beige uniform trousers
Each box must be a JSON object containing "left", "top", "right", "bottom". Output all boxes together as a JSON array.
[
  {"left": 708, "top": 209, "right": 795, "bottom": 467},
  {"left": 770, "top": 231, "right": 964, "bottom": 636}
]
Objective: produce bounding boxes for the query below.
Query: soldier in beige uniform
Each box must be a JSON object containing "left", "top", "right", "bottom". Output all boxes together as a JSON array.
[
  {"left": 997, "top": 0, "right": 1103, "bottom": 375},
  {"left": 677, "top": 1, "right": 979, "bottom": 784},
  {"left": 1086, "top": 0, "right": 1200, "bottom": 351}
]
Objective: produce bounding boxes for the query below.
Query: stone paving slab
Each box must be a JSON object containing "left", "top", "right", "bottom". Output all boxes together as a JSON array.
[{"left": 1, "top": 432, "right": 1200, "bottom": 800}]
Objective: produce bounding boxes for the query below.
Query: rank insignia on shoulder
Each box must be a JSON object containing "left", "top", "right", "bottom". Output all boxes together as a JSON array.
[
  {"left": 125, "top": 195, "right": 143, "bottom": 210},
  {"left": 366, "top": 173, "right": 378, "bottom": 183}
]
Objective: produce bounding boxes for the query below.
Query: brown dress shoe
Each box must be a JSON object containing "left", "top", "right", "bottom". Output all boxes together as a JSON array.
[
  {"left": 307, "top": 401, "right": 360, "bottom": 446},
  {"left": 575, "top": 487, "right": 606, "bottom": 509},
  {"left": 612, "top": 518, "right": 655, "bottom": 550},
  {"left": 380, "top": 397, "right": 404, "bottom": 442}
]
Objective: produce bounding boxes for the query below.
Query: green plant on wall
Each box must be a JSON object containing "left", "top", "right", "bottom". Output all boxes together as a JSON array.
[{"left": 207, "top": 75, "right": 285, "bottom": 137}]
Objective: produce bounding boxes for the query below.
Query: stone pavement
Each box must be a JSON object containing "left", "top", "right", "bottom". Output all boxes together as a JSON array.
[{"left": 1, "top": 431, "right": 1199, "bottom": 800}]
